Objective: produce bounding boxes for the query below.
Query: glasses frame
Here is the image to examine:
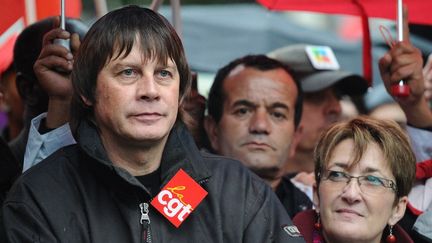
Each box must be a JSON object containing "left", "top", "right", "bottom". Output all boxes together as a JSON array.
[{"left": 320, "top": 169, "right": 397, "bottom": 193}]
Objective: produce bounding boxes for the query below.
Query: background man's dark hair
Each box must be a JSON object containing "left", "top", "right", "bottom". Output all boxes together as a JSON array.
[
  {"left": 14, "top": 17, "right": 88, "bottom": 118},
  {"left": 70, "top": 6, "right": 191, "bottom": 135},
  {"left": 207, "top": 54, "right": 303, "bottom": 128}
]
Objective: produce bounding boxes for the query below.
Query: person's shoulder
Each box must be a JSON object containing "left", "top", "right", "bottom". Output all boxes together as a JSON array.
[
  {"left": 200, "top": 150, "right": 262, "bottom": 182},
  {"left": 292, "top": 210, "right": 315, "bottom": 243},
  {"left": 6, "top": 144, "right": 81, "bottom": 201},
  {"left": 199, "top": 150, "right": 270, "bottom": 198},
  {"left": 22, "top": 144, "right": 80, "bottom": 177},
  {"left": 200, "top": 150, "right": 243, "bottom": 167}
]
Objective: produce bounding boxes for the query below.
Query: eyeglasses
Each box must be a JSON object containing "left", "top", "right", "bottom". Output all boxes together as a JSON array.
[{"left": 320, "top": 170, "right": 397, "bottom": 194}]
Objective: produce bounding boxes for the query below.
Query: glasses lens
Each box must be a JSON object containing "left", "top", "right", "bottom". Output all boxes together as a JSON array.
[{"left": 323, "top": 170, "right": 394, "bottom": 195}]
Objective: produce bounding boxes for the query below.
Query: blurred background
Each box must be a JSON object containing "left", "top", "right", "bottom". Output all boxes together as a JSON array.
[
  {"left": 2, "top": 0, "right": 432, "bottom": 130},
  {"left": 79, "top": 0, "right": 432, "bottom": 97}
]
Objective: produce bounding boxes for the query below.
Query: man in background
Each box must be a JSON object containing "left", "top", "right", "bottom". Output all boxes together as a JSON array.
[
  {"left": 205, "top": 54, "right": 312, "bottom": 217},
  {"left": 268, "top": 44, "right": 368, "bottom": 175}
]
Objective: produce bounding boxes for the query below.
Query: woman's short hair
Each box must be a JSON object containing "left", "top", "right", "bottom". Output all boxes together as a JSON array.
[
  {"left": 70, "top": 6, "right": 191, "bottom": 134},
  {"left": 314, "top": 116, "right": 416, "bottom": 199}
]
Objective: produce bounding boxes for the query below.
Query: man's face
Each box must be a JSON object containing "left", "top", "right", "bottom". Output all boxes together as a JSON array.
[
  {"left": 206, "top": 66, "right": 299, "bottom": 176},
  {"left": 91, "top": 43, "right": 180, "bottom": 147},
  {"left": 0, "top": 71, "right": 24, "bottom": 125},
  {"left": 298, "top": 87, "right": 342, "bottom": 152}
]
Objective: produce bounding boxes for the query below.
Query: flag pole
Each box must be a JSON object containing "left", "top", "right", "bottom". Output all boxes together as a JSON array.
[{"left": 94, "top": 0, "right": 108, "bottom": 18}]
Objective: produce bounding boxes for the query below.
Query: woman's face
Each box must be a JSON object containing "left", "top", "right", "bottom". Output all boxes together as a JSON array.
[{"left": 316, "top": 139, "right": 407, "bottom": 243}]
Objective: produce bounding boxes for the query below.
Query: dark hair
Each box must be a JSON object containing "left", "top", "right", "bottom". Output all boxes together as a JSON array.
[
  {"left": 207, "top": 54, "right": 303, "bottom": 128},
  {"left": 14, "top": 17, "right": 88, "bottom": 99},
  {"left": 70, "top": 6, "right": 191, "bottom": 134},
  {"left": 314, "top": 116, "right": 416, "bottom": 199}
]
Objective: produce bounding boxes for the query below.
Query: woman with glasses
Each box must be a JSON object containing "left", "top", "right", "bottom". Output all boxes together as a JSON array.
[{"left": 293, "top": 116, "right": 415, "bottom": 243}]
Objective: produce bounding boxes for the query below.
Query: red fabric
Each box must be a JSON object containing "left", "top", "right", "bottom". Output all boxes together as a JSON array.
[
  {"left": 415, "top": 159, "right": 432, "bottom": 180},
  {"left": 0, "top": 0, "right": 81, "bottom": 74},
  {"left": 257, "top": 0, "right": 432, "bottom": 87},
  {"left": 257, "top": 0, "right": 432, "bottom": 25},
  {"left": 0, "top": 35, "right": 17, "bottom": 74},
  {"left": 0, "top": 0, "right": 25, "bottom": 73},
  {"left": 407, "top": 202, "right": 423, "bottom": 216},
  {"left": 36, "top": 0, "right": 82, "bottom": 20},
  {"left": 293, "top": 210, "right": 414, "bottom": 243},
  {"left": 352, "top": 0, "right": 372, "bottom": 86}
]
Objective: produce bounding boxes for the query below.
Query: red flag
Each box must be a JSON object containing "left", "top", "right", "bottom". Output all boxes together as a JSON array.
[{"left": 151, "top": 169, "right": 208, "bottom": 228}]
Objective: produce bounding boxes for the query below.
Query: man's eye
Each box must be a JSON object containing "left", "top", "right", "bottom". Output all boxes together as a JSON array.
[
  {"left": 159, "top": 70, "right": 172, "bottom": 78},
  {"left": 121, "top": 69, "right": 136, "bottom": 77},
  {"left": 363, "top": 175, "right": 384, "bottom": 186},
  {"left": 234, "top": 108, "right": 250, "bottom": 116},
  {"left": 271, "top": 111, "right": 286, "bottom": 120}
]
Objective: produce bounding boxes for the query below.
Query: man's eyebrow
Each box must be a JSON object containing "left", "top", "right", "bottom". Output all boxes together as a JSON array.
[
  {"left": 269, "top": 102, "right": 290, "bottom": 110},
  {"left": 110, "top": 62, "right": 141, "bottom": 70},
  {"left": 158, "top": 62, "right": 178, "bottom": 70},
  {"left": 232, "top": 99, "right": 256, "bottom": 108}
]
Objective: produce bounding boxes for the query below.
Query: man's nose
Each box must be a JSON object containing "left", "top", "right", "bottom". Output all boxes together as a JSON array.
[
  {"left": 249, "top": 109, "right": 271, "bottom": 135},
  {"left": 137, "top": 75, "right": 160, "bottom": 101}
]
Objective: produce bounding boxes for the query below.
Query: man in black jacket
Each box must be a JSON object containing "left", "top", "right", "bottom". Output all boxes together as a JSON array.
[
  {"left": 204, "top": 55, "right": 313, "bottom": 218},
  {"left": 2, "top": 6, "right": 304, "bottom": 243}
]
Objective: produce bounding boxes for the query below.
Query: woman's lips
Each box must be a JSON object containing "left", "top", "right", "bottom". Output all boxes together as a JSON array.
[{"left": 336, "top": 208, "right": 363, "bottom": 217}]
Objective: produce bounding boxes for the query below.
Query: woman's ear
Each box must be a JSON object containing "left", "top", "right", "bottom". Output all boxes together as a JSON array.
[
  {"left": 81, "top": 95, "right": 92, "bottom": 106},
  {"left": 388, "top": 196, "right": 408, "bottom": 226},
  {"left": 313, "top": 182, "right": 320, "bottom": 213}
]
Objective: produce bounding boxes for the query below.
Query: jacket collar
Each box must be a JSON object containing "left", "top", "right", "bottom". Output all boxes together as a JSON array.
[{"left": 76, "top": 119, "right": 211, "bottom": 188}]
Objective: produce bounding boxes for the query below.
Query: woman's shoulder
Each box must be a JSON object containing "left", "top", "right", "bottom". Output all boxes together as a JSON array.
[
  {"left": 394, "top": 224, "right": 414, "bottom": 243},
  {"left": 293, "top": 210, "right": 316, "bottom": 243}
]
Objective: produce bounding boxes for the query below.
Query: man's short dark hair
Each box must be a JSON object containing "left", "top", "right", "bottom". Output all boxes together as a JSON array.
[
  {"left": 71, "top": 6, "right": 191, "bottom": 133},
  {"left": 13, "top": 17, "right": 88, "bottom": 118},
  {"left": 14, "top": 17, "right": 88, "bottom": 99},
  {"left": 207, "top": 54, "right": 303, "bottom": 128}
]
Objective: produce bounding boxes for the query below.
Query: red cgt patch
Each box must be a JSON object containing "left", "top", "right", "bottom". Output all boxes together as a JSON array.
[{"left": 151, "top": 169, "right": 208, "bottom": 228}]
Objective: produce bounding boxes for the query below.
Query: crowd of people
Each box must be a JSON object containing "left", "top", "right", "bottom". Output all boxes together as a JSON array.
[{"left": 0, "top": 5, "right": 431, "bottom": 243}]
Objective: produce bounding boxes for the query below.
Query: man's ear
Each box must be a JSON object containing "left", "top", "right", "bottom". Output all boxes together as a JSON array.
[
  {"left": 203, "top": 115, "right": 220, "bottom": 152},
  {"left": 289, "top": 124, "right": 303, "bottom": 158},
  {"left": 15, "top": 73, "right": 32, "bottom": 100},
  {"left": 388, "top": 196, "right": 408, "bottom": 226}
]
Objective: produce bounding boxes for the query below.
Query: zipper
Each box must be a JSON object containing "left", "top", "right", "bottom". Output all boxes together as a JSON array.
[
  {"left": 140, "top": 202, "right": 152, "bottom": 243},
  {"left": 198, "top": 178, "right": 209, "bottom": 185}
]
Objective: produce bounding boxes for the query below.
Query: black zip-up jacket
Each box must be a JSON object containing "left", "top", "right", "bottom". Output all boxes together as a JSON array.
[{"left": 2, "top": 120, "right": 305, "bottom": 243}]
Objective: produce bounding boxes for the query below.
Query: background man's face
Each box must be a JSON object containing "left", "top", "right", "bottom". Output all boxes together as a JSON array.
[
  {"left": 92, "top": 43, "right": 180, "bottom": 146},
  {"left": 207, "top": 66, "right": 298, "bottom": 176},
  {"left": 0, "top": 71, "right": 24, "bottom": 128},
  {"left": 298, "top": 87, "right": 342, "bottom": 152}
]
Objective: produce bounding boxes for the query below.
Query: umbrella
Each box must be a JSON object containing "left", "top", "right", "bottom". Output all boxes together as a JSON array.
[
  {"left": 257, "top": 0, "right": 432, "bottom": 25},
  {"left": 257, "top": 0, "right": 432, "bottom": 85}
]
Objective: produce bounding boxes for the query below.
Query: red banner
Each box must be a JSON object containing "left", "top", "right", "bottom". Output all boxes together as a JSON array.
[
  {"left": 257, "top": 0, "right": 432, "bottom": 25},
  {"left": 0, "top": 0, "right": 82, "bottom": 73}
]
